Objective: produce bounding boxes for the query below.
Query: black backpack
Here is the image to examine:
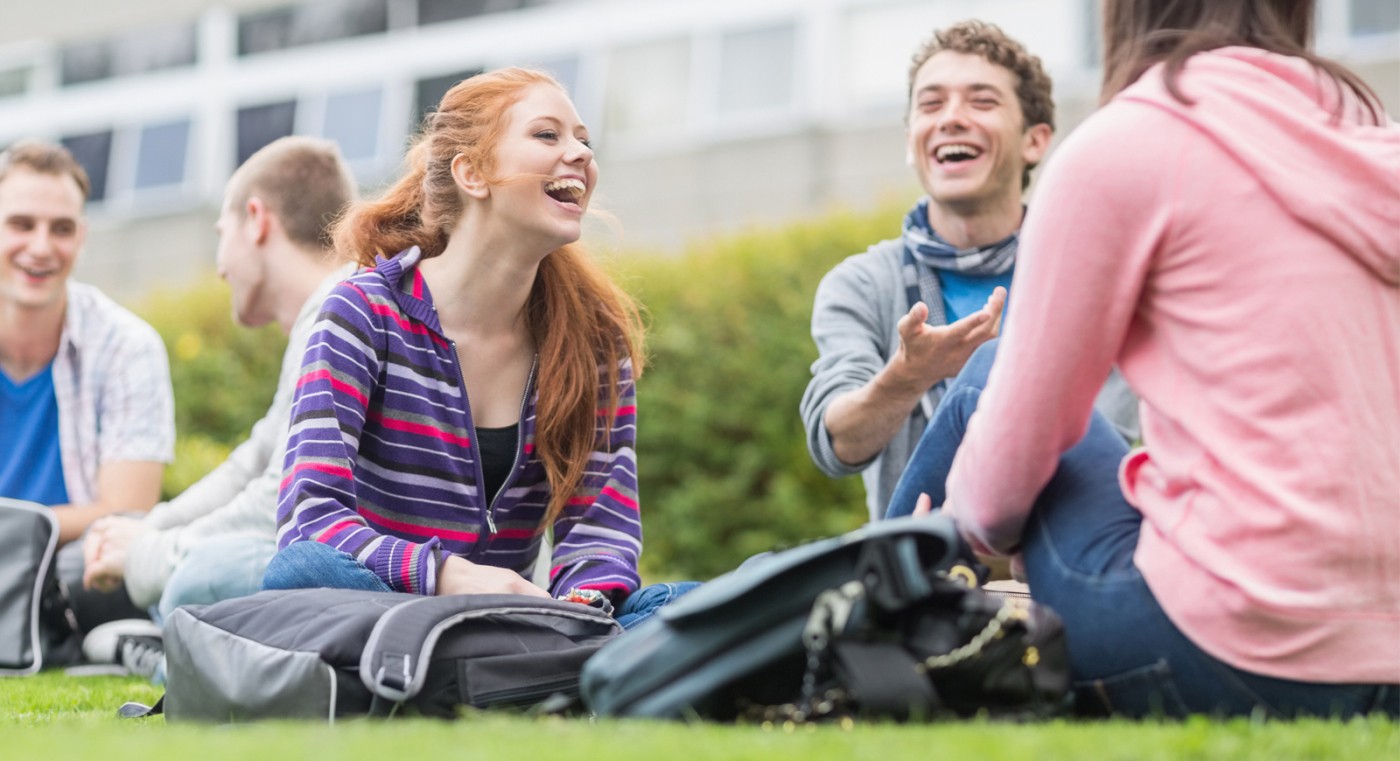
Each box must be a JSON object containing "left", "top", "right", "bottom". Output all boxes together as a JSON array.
[{"left": 126, "top": 587, "right": 621, "bottom": 722}]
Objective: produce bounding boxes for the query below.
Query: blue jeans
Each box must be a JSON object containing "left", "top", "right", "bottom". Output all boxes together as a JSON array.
[
  {"left": 262, "top": 541, "right": 697, "bottom": 630},
  {"left": 885, "top": 340, "right": 1399, "bottom": 719},
  {"left": 155, "top": 536, "right": 276, "bottom": 625}
]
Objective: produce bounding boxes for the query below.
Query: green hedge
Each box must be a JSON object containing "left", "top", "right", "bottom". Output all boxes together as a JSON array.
[
  {"left": 140, "top": 279, "right": 286, "bottom": 498},
  {"left": 619, "top": 206, "right": 906, "bottom": 579},
  {"left": 139, "top": 202, "right": 908, "bottom": 579}
]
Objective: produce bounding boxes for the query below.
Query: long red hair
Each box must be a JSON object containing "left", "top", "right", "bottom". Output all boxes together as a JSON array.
[{"left": 332, "top": 67, "right": 644, "bottom": 524}]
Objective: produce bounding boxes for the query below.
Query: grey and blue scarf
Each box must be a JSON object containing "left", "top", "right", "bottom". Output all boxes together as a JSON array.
[{"left": 901, "top": 197, "right": 1020, "bottom": 322}]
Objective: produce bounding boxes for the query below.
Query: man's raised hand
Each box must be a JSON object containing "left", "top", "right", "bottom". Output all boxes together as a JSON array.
[{"left": 893, "top": 286, "right": 1006, "bottom": 389}]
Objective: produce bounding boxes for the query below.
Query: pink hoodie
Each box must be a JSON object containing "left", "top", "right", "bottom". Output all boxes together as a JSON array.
[{"left": 945, "top": 48, "right": 1400, "bottom": 683}]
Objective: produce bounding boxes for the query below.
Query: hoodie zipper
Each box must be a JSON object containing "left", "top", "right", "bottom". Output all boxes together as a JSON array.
[
  {"left": 486, "top": 355, "right": 537, "bottom": 534},
  {"left": 452, "top": 340, "right": 536, "bottom": 541}
]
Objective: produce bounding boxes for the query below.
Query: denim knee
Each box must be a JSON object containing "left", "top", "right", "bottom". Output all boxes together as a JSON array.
[
  {"left": 616, "top": 581, "right": 701, "bottom": 629},
  {"left": 262, "top": 541, "right": 391, "bottom": 593}
]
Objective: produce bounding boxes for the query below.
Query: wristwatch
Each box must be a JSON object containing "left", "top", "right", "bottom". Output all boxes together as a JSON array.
[{"left": 559, "top": 587, "right": 614, "bottom": 615}]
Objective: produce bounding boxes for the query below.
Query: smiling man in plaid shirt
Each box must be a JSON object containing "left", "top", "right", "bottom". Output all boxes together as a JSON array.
[{"left": 0, "top": 140, "right": 174, "bottom": 643}]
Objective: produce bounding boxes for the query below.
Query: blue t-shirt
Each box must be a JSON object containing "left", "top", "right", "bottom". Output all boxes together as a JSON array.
[
  {"left": 0, "top": 364, "right": 69, "bottom": 506},
  {"left": 938, "top": 268, "right": 1014, "bottom": 324}
]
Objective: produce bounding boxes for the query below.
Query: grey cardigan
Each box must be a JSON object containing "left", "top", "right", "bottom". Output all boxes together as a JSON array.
[{"left": 800, "top": 239, "right": 1139, "bottom": 522}]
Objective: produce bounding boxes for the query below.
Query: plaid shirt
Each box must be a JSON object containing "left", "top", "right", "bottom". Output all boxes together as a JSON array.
[{"left": 53, "top": 282, "right": 175, "bottom": 505}]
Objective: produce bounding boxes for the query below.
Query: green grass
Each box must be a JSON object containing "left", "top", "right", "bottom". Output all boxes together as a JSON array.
[{"left": 2, "top": 673, "right": 1394, "bottom": 760}]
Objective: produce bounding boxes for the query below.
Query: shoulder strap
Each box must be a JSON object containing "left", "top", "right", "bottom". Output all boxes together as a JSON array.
[
  {"left": 118, "top": 696, "right": 163, "bottom": 719},
  {"left": 359, "top": 593, "right": 615, "bottom": 703}
]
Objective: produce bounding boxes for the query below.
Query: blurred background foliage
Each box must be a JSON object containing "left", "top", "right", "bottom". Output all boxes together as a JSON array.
[
  {"left": 139, "top": 201, "right": 907, "bottom": 580},
  {"left": 140, "top": 279, "right": 286, "bottom": 500}
]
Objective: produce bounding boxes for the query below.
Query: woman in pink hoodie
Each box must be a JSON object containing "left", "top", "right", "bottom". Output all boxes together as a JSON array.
[{"left": 889, "top": 0, "right": 1399, "bottom": 717}]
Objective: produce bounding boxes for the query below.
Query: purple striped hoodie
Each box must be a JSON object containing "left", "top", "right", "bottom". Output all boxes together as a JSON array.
[{"left": 276, "top": 247, "right": 641, "bottom": 600}]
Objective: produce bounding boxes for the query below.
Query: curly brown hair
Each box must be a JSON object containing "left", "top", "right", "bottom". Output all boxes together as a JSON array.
[{"left": 907, "top": 21, "right": 1054, "bottom": 189}]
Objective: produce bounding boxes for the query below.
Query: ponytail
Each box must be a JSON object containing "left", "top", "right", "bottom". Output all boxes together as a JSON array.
[{"left": 332, "top": 141, "right": 447, "bottom": 266}]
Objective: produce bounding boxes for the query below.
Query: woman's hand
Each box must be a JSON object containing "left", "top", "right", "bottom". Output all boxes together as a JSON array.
[{"left": 436, "top": 555, "right": 550, "bottom": 598}]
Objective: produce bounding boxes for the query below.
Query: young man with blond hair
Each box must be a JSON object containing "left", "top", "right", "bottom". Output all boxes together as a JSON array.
[{"left": 77, "top": 138, "right": 357, "bottom": 677}]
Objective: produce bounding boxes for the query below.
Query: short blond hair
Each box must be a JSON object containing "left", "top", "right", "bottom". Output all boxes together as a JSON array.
[
  {"left": 0, "top": 140, "right": 91, "bottom": 201},
  {"left": 227, "top": 136, "right": 356, "bottom": 250}
]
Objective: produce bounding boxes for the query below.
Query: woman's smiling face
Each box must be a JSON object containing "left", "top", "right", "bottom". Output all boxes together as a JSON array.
[{"left": 483, "top": 83, "right": 598, "bottom": 252}]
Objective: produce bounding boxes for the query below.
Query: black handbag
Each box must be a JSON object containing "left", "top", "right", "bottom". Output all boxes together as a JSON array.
[
  {"left": 581, "top": 516, "right": 1070, "bottom": 721},
  {"left": 781, "top": 561, "right": 1071, "bottom": 722}
]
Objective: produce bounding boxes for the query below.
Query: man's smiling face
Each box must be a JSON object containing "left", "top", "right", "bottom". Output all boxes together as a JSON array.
[
  {"left": 906, "top": 51, "right": 1049, "bottom": 214},
  {"left": 0, "top": 167, "right": 86, "bottom": 313}
]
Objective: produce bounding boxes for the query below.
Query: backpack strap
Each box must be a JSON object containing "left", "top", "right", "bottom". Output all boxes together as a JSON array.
[
  {"left": 359, "top": 593, "right": 616, "bottom": 703},
  {"left": 118, "top": 696, "right": 163, "bottom": 719}
]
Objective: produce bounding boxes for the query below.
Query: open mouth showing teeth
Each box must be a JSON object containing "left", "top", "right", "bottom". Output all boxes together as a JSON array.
[
  {"left": 935, "top": 144, "right": 982, "bottom": 163},
  {"left": 544, "top": 178, "right": 586, "bottom": 205},
  {"left": 18, "top": 266, "right": 55, "bottom": 278}
]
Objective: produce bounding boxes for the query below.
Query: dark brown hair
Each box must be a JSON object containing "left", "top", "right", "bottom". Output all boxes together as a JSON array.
[
  {"left": 0, "top": 140, "right": 92, "bottom": 201},
  {"left": 332, "top": 67, "right": 644, "bottom": 525},
  {"left": 1101, "top": 0, "right": 1383, "bottom": 124},
  {"left": 908, "top": 20, "right": 1055, "bottom": 189}
]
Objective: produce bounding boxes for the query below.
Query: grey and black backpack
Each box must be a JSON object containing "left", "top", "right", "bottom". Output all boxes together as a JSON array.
[
  {"left": 0, "top": 498, "right": 74, "bottom": 676},
  {"left": 123, "top": 587, "right": 621, "bottom": 722}
]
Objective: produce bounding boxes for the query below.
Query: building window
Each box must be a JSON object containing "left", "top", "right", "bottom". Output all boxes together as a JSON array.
[
  {"left": 716, "top": 23, "right": 797, "bottom": 116},
  {"left": 416, "top": 0, "right": 525, "bottom": 26},
  {"left": 134, "top": 120, "right": 192, "bottom": 191},
  {"left": 60, "top": 131, "right": 114, "bottom": 203},
  {"left": 321, "top": 88, "right": 384, "bottom": 162},
  {"left": 1352, "top": 0, "right": 1400, "bottom": 35},
  {"left": 238, "top": 0, "right": 389, "bottom": 57},
  {"left": 60, "top": 23, "right": 197, "bottom": 86},
  {"left": 0, "top": 67, "right": 30, "bottom": 99},
  {"left": 59, "top": 43, "right": 112, "bottom": 87},
  {"left": 414, "top": 68, "right": 483, "bottom": 123},
  {"left": 237, "top": 100, "right": 298, "bottom": 167},
  {"left": 605, "top": 38, "right": 691, "bottom": 136},
  {"left": 839, "top": 6, "right": 942, "bottom": 110}
]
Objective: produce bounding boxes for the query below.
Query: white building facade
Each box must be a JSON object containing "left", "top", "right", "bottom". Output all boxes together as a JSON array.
[{"left": 1, "top": 0, "right": 1396, "bottom": 300}]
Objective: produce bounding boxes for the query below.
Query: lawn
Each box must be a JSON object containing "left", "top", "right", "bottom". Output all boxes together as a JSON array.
[{"left": 2, "top": 672, "right": 1394, "bottom": 761}]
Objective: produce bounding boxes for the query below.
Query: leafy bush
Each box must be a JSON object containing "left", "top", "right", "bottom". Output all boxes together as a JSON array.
[
  {"left": 139, "top": 279, "right": 285, "bottom": 497},
  {"left": 616, "top": 202, "right": 906, "bottom": 579}
]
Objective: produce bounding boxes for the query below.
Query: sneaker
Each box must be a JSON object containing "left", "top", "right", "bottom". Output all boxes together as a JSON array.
[
  {"left": 117, "top": 633, "right": 166, "bottom": 685},
  {"left": 80, "top": 618, "right": 161, "bottom": 664}
]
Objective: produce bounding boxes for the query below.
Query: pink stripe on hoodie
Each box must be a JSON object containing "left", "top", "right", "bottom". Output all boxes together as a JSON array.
[{"left": 945, "top": 48, "right": 1400, "bottom": 683}]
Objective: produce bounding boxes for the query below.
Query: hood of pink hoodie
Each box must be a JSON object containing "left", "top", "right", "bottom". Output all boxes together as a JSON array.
[{"left": 1119, "top": 47, "right": 1400, "bottom": 286}]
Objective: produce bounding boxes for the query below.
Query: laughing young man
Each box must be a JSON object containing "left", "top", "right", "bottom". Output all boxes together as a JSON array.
[
  {"left": 0, "top": 140, "right": 174, "bottom": 656},
  {"left": 0, "top": 140, "right": 174, "bottom": 541},
  {"left": 801, "top": 21, "right": 1138, "bottom": 521}
]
